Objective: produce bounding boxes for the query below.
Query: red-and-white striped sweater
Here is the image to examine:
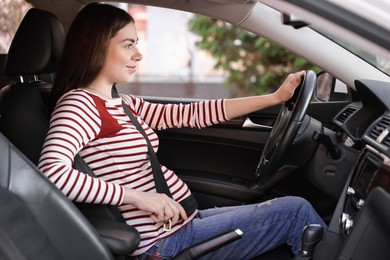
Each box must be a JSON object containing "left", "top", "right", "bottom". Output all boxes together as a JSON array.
[{"left": 38, "top": 89, "right": 228, "bottom": 255}]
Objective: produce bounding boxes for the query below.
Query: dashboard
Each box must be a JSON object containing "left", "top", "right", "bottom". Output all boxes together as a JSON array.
[{"left": 313, "top": 79, "right": 390, "bottom": 259}]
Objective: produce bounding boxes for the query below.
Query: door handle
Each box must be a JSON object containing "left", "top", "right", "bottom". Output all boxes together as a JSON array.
[{"left": 242, "top": 118, "right": 272, "bottom": 130}]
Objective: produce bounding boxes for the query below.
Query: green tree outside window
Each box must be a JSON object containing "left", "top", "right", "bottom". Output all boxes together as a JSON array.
[{"left": 189, "top": 15, "right": 320, "bottom": 97}]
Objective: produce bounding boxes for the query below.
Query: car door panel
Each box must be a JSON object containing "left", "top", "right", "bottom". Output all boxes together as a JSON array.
[
  {"left": 152, "top": 100, "right": 277, "bottom": 208},
  {"left": 157, "top": 120, "right": 269, "bottom": 207},
  {"left": 148, "top": 96, "right": 348, "bottom": 208}
]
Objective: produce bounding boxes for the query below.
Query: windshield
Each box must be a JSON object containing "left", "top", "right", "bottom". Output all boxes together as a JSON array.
[
  {"left": 272, "top": 0, "right": 390, "bottom": 76},
  {"left": 324, "top": 32, "right": 390, "bottom": 76}
]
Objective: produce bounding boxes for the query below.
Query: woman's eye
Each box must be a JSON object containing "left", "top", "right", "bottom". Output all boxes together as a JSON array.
[{"left": 125, "top": 44, "right": 133, "bottom": 49}]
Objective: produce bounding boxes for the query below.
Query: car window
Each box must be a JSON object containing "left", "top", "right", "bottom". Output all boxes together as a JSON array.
[
  {"left": 115, "top": 3, "right": 229, "bottom": 99},
  {"left": 114, "top": 3, "right": 319, "bottom": 100}
]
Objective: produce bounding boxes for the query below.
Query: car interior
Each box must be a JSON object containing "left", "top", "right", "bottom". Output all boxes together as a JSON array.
[{"left": 0, "top": 0, "right": 389, "bottom": 260}]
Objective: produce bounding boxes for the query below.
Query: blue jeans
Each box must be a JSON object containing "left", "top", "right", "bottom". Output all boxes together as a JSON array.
[{"left": 137, "top": 196, "right": 326, "bottom": 259}]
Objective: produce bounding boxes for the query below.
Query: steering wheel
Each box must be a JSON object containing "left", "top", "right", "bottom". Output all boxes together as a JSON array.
[{"left": 254, "top": 70, "right": 316, "bottom": 189}]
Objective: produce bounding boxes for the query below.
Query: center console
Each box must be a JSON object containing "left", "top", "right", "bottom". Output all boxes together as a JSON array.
[
  {"left": 312, "top": 146, "right": 390, "bottom": 260},
  {"left": 341, "top": 146, "right": 390, "bottom": 234}
]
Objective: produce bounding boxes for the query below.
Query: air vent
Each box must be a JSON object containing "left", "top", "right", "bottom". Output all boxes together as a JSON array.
[
  {"left": 382, "top": 135, "right": 390, "bottom": 147},
  {"left": 368, "top": 116, "right": 390, "bottom": 143},
  {"left": 335, "top": 107, "right": 357, "bottom": 123}
]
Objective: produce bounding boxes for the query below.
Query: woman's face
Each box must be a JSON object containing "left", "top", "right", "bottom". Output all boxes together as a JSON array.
[{"left": 100, "top": 22, "right": 142, "bottom": 85}]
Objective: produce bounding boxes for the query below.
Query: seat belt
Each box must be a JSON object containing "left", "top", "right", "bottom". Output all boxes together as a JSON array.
[
  {"left": 111, "top": 85, "right": 198, "bottom": 226},
  {"left": 111, "top": 86, "right": 171, "bottom": 196}
]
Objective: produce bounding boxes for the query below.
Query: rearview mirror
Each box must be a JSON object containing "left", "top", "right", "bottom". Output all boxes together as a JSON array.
[
  {"left": 316, "top": 71, "right": 350, "bottom": 102},
  {"left": 282, "top": 13, "right": 308, "bottom": 29}
]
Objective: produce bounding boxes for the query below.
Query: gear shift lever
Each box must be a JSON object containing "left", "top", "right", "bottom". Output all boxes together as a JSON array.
[{"left": 299, "top": 224, "right": 324, "bottom": 258}]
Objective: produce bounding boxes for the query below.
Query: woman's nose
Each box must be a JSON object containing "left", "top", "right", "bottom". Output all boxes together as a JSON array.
[{"left": 132, "top": 47, "right": 143, "bottom": 61}]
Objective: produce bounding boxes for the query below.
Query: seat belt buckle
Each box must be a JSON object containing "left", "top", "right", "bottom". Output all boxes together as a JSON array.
[{"left": 163, "top": 219, "right": 172, "bottom": 232}]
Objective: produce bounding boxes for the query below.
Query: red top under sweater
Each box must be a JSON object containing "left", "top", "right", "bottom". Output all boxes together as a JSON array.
[{"left": 38, "top": 89, "right": 228, "bottom": 255}]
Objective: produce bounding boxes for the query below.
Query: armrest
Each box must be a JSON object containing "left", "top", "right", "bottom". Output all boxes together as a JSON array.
[
  {"left": 88, "top": 218, "right": 140, "bottom": 256},
  {"left": 75, "top": 203, "right": 140, "bottom": 255}
]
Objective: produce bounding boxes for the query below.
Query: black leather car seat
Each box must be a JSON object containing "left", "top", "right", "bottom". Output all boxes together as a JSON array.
[
  {"left": 0, "top": 132, "right": 115, "bottom": 260},
  {"left": 0, "top": 8, "right": 140, "bottom": 257},
  {"left": 0, "top": 8, "right": 61, "bottom": 165}
]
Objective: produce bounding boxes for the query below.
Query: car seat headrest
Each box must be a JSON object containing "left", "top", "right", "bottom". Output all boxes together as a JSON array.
[{"left": 4, "top": 8, "right": 65, "bottom": 77}]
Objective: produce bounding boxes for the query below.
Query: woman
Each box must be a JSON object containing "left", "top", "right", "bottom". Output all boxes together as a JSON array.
[{"left": 39, "top": 3, "right": 325, "bottom": 259}]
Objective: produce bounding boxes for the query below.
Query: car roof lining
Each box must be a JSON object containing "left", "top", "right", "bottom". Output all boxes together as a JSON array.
[{"left": 29, "top": 0, "right": 256, "bottom": 32}]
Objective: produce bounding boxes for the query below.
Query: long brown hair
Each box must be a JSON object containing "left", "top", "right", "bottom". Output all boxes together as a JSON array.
[{"left": 51, "top": 3, "right": 134, "bottom": 106}]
